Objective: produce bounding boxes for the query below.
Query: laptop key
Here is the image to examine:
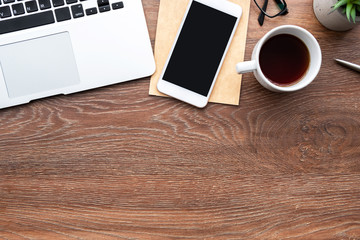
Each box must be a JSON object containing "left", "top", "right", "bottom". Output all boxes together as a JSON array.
[
  {"left": 97, "top": 0, "right": 108, "bottom": 6},
  {"left": 12, "top": 2, "right": 25, "bottom": 15},
  {"left": 55, "top": 6, "right": 71, "bottom": 22},
  {"left": 52, "top": 0, "right": 64, "bottom": 7},
  {"left": 3, "top": 0, "right": 15, "bottom": 4},
  {"left": 99, "top": 4, "right": 109, "bottom": 12},
  {"left": 38, "top": 0, "right": 51, "bottom": 10},
  {"left": 0, "top": 5, "right": 11, "bottom": 18},
  {"left": 25, "top": 0, "right": 38, "bottom": 12},
  {"left": 71, "top": 4, "right": 83, "bottom": 18},
  {"left": 0, "top": 10, "right": 54, "bottom": 34},
  {"left": 66, "top": 0, "right": 77, "bottom": 4},
  {"left": 85, "top": 7, "right": 96, "bottom": 15},
  {"left": 112, "top": 1, "right": 123, "bottom": 10}
]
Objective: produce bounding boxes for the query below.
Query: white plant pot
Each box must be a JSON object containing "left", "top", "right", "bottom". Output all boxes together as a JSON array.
[{"left": 313, "top": 0, "right": 360, "bottom": 31}]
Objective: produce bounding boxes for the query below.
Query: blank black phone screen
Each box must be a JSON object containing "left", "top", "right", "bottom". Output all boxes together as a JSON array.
[{"left": 162, "top": 1, "right": 237, "bottom": 97}]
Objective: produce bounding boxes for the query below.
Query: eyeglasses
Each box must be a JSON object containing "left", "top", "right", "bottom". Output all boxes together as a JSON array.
[{"left": 253, "top": 0, "right": 289, "bottom": 25}]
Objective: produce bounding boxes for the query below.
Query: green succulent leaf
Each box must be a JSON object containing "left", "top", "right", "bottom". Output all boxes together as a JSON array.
[
  {"left": 346, "top": 3, "right": 353, "bottom": 21},
  {"left": 333, "top": 0, "right": 349, "bottom": 10},
  {"left": 350, "top": 5, "right": 357, "bottom": 22}
]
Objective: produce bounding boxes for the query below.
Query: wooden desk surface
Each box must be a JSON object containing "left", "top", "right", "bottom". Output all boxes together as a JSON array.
[{"left": 1, "top": 0, "right": 360, "bottom": 239}]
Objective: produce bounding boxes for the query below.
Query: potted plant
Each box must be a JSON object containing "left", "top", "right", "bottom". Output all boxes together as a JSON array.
[{"left": 313, "top": 0, "right": 360, "bottom": 31}]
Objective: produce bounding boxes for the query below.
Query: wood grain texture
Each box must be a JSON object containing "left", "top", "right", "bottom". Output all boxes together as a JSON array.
[{"left": 1, "top": 0, "right": 360, "bottom": 239}]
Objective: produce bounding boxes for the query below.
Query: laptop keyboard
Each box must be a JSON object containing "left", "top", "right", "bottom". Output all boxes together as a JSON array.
[{"left": 0, "top": 0, "right": 124, "bottom": 34}]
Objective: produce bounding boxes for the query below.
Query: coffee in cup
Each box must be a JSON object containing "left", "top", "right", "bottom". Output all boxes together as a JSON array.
[{"left": 236, "top": 25, "right": 322, "bottom": 92}]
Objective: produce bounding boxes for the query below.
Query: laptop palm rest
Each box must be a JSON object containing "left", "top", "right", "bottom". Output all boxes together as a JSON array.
[{"left": 0, "top": 32, "right": 80, "bottom": 99}]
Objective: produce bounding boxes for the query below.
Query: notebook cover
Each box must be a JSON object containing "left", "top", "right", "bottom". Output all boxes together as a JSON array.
[{"left": 149, "top": 0, "right": 250, "bottom": 106}]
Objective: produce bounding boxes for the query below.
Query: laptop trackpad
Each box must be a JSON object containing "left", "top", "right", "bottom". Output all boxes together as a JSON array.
[{"left": 0, "top": 32, "right": 80, "bottom": 98}]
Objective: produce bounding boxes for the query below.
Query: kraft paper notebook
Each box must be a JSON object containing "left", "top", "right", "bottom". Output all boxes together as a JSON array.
[{"left": 149, "top": 0, "right": 250, "bottom": 105}]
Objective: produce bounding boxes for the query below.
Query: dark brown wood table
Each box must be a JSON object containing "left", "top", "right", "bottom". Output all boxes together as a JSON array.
[{"left": 1, "top": 0, "right": 360, "bottom": 239}]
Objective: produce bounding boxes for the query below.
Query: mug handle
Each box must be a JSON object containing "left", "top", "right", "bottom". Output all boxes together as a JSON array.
[{"left": 236, "top": 60, "right": 257, "bottom": 74}]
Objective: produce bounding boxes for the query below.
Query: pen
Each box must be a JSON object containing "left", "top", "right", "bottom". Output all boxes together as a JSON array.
[{"left": 335, "top": 59, "right": 360, "bottom": 73}]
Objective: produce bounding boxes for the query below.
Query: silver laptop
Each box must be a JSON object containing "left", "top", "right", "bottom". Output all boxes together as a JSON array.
[{"left": 0, "top": 0, "right": 155, "bottom": 109}]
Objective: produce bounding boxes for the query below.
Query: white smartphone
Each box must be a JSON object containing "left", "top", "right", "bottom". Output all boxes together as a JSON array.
[{"left": 157, "top": 0, "right": 242, "bottom": 108}]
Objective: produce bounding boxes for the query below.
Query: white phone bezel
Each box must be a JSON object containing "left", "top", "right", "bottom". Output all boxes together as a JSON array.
[{"left": 157, "top": 0, "right": 242, "bottom": 108}]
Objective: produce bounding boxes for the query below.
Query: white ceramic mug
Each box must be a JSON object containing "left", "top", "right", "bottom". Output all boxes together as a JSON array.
[{"left": 236, "top": 25, "right": 322, "bottom": 92}]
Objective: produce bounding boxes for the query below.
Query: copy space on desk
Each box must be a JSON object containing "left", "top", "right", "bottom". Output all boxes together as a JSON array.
[{"left": 149, "top": 0, "right": 250, "bottom": 106}]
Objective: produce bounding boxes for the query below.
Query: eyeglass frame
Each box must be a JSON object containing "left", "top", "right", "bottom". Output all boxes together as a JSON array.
[{"left": 253, "top": 0, "right": 288, "bottom": 18}]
